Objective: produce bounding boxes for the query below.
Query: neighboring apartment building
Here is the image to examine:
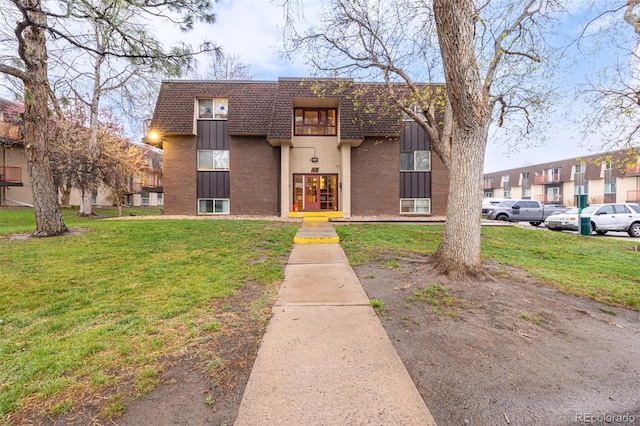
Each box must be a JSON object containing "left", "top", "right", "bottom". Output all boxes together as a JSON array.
[
  {"left": 148, "top": 78, "right": 449, "bottom": 217},
  {"left": 483, "top": 150, "right": 640, "bottom": 206},
  {"left": 0, "top": 98, "right": 163, "bottom": 208}
]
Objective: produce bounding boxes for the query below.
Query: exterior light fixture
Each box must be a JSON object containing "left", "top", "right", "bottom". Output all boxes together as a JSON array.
[{"left": 311, "top": 156, "right": 319, "bottom": 163}]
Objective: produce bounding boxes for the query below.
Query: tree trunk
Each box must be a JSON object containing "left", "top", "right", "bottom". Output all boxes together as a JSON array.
[
  {"left": 431, "top": 0, "right": 491, "bottom": 278},
  {"left": 22, "top": 3, "right": 67, "bottom": 237},
  {"left": 430, "top": 121, "right": 489, "bottom": 279},
  {"left": 79, "top": 189, "right": 93, "bottom": 216}
]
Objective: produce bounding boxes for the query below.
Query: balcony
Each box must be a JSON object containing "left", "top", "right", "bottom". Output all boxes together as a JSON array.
[
  {"left": 535, "top": 194, "right": 563, "bottom": 203},
  {"left": 626, "top": 164, "right": 640, "bottom": 176},
  {"left": 0, "top": 166, "right": 23, "bottom": 186},
  {"left": 627, "top": 190, "right": 640, "bottom": 203},
  {"left": 141, "top": 168, "right": 163, "bottom": 191},
  {"left": 482, "top": 180, "right": 494, "bottom": 189},
  {"left": 534, "top": 173, "right": 561, "bottom": 184}
]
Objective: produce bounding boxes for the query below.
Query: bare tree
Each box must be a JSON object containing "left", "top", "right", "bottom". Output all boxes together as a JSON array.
[
  {"left": 575, "top": 1, "right": 640, "bottom": 158},
  {"left": 285, "top": 0, "right": 560, "bottom": 278},
  {"left": 0, "top": 0, "right": 216, "bottom": 235},
  {"left": 194, "top": 51, "right": 254, "bottom": 80}
]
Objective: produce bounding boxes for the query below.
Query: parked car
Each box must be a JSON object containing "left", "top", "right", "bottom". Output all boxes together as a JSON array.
[
  {"left": 482, "top": 197, "right": 507, "bottom": 207},
  {"left": 568, "top": 203, "right": 640, "bottom": 237},
  {"left": 544, "top": 208, "right": 580, "bottom": 231},
  {"left": 481, "top": 200, "right": 569, "bottom": 226}
]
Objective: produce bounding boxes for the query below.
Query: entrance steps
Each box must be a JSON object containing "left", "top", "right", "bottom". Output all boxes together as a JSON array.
[
  {"left": 287, "top": 211, "right": 344, "bottom": 221},
  {"left": 292, "top": 219, "right": 341, "bottom": 244}
]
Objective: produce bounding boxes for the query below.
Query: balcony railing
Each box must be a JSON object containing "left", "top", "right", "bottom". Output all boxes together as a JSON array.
[
  {"left": 626, "top": 164, "right": 640, "bottom": 176},
  {"left": 535, "top": 194, "right": 563, "bottom": 203},
  {"left": 0, "top": 166, "right": 22, "bottom": 184},
  {"left": 627, "top": 190, "right": 640, "bottom": 202},
  {"left": 141, "top": 170, "right": 163, "bottom": 190},
  {"left": 534, "top": 174, "right": 561, "bottom": 184},
  {"left": 482, "top": 181, "right": 494, "bottom": 189}
]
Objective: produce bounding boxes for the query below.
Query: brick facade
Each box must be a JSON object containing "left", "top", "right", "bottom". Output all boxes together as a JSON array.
[
  {"left": 351, "top": 137, "right": 401, "bottom": 215},
  {"left": 230, "top": 136, "right": 280, "bottom": 215},
  {"left": 430, "top": 152, "right": 449, "bottom": 216},
  {"left": 163, "top": 135, "right": 197, "bottom": 215}
]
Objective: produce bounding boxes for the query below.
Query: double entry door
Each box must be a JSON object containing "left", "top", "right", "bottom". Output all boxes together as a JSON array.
[{"left": 294, "top": 174, "right": 337, "bottom": 211}]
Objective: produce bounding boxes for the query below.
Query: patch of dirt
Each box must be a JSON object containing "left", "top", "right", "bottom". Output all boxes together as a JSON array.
[{"left": 355, "top": 257, "right": 640, "bottom": 426}]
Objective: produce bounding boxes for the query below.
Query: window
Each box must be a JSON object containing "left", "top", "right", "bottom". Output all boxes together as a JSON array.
[
  {"left": 400, "top": 151, "right": 431, "bottom": 171},
  {"left": 198, "top": 199, "right": 229, "bottom": 214},
  {"left": 198, "top": 150, "right": 229, "bottom": 171},
  {"left": 157, "top": 193, "right": 163, "bottom": 206},
  {"left": 400, "top": 198, "right": 431, "bottom": 214},
  {"left": 575, "top": 164, "right": 585, "bottom": 174},
  {"left": 198, "top": 98, "right": 228, "bottom": 120},
  {"left": 574, "top": 185, "right": 587, "bottom": 195},
  {"left": 522, "top": 188, "right": 531, "bottom": 197},
  {"left": 501, "top": 175, "right": 509, "bottom": 184},
  {"left": 503, "top": 189, "right": 511, "bottom": 198},
  {"left": 604, "top": 161, "right": 613, "bottom": 170},
  {"left": 604, "top": 183, "right": 616, "bottom": 194},
  {"left": 141, "top": 191, "right": 150, "bottom": 206},
  {"left": 294, "top": 108, "right": 337, "bottom": 135}
]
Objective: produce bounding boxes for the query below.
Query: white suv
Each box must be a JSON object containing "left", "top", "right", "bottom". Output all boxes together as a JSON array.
[{"left": 578, "top": 203, "right": 640, "bottom": 237}]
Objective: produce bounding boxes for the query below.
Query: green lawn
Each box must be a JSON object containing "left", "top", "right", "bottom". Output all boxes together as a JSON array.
[
  {"left": 336, "top": 224, "right": 640, "bottom": 310},
  {"left": 2, "top": 211, "right": 639, "bottom": 421},
  {"left": 0, "top": 209, "right": 297, "bottom": 420}
]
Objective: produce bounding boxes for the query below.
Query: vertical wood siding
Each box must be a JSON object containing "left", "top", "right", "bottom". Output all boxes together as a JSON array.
[
  {"left": 197, "top": 120, "right": 230, "bottom": 199},
  {"left": 197, "top": 120, "right": 229, "bottom": 150},
  {"left": 197, "top": 171, "right": 230, "bottom": 198},
  {"left": 400, "top": 122, "right": 432, "bottom": 199}
]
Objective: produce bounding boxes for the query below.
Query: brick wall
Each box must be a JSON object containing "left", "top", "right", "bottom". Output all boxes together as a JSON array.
[
  {"left": 230, "top": 137, "right": 280, "bottom": 215},
  {"left": 351, "top": 138, "right": 400, "bottom": 215},
  {"left": 163, "top": 136, "right": 197, "bottom": 215},
  {"left": 430, "top": 152, "right": 449, "bottom": 216}
]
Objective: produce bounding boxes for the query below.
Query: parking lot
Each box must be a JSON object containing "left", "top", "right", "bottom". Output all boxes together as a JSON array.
[{"left": 515, "top": 222, "right": 640, "bottom": 242}]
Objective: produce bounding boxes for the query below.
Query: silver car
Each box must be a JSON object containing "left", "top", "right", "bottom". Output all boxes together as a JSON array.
[
  {"left": 544, "top": 208, "right": 579, "bottom": 231},
  {"left": 573, "top": 203, "right": 640, "bottom": 237}
]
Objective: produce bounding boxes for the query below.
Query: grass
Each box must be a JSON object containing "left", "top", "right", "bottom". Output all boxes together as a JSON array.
[
  {"left": 336, "top": 224, "right": 640, "bottom": 311},
  {"left": 0, "top": 208, "right": 297, "bottom": 420}
]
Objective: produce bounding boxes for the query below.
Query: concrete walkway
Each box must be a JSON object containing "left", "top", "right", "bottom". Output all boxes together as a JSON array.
[{"left": 234, "top": 221, "right": 436, "bottom": 425}]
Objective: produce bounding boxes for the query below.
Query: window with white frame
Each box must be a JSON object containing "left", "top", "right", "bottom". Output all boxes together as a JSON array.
[
  {"left": 400, "top": 151, "right": 431, "bottom": 171},
  {"left": 157, "top": 193, "right": 163, "bottom": 206},
  {"left": 501, "top": 175, "right": 509, "bottom": 185},
  {"left": 604, "top": 183, "right": 616, "bottom": 194},
  {"left": 197, "top": 98, "right": 228, "bottom": 120},
  {"left": 522, "top": 188, "right": 531, "bottom": 197},
  {"left": 604, "top": 161, "right": 613, "bottom": 170},
  {"left": 503, "top": 189, "right": 511, "bottom": 198},
  {"left": 197, "top": 150, "right": 229, "bottom": 171},
  {"left": 198, "top": 199, "right": 229, "bottom": 214},
  {"left": 400, "top": 198, "right": 431, "bottom": 214}
]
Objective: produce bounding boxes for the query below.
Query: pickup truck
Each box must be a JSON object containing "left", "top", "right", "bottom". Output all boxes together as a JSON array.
[{"left": 481, "top": 200, "right": 569, "bottom": 226}]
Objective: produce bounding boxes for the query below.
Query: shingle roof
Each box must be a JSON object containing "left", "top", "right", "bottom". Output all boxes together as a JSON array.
[{"left": 150, "top": 78, "right": 433, "bottom": 140}]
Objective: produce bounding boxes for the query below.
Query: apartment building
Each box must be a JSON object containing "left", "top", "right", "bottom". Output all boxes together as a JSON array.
[{"left": 483, "top": 150, "right": 640, "bottom": 206}]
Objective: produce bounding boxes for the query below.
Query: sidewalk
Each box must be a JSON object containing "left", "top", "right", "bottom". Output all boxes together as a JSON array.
[{"left": 234, "top": 221, "right": 436, "bottom": 425}]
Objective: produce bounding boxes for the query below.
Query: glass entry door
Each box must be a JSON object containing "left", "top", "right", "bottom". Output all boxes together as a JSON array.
[{"left": 294, "top": 174, "right": 338, "bottom": 211}]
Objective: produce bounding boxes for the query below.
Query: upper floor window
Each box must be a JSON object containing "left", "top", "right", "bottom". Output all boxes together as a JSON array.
[
  {"left": 294, "top": 108, "right": 337, "bottom": 135},
  {"left": 400, "top": 151, "right": 431, "bottom": 172},
  {"left": 604, "top": 161, "right": 613, "bottom": 170},
  {"left": 198, "top": 98, "right": 228, "bottom": 120},
  {"left": 575, "top": 164, "right": 585, "bottom": 174},
  {"left": 198, "top": 150, "right": 229, "bottom": 171}
]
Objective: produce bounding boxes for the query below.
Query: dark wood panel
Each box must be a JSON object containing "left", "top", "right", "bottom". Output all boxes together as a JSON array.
[
  {"left": 400, "top": 171, "right": 431, "bottom": 198},
  {"left": 197, "top": 171, "right": 230, "bottom": 198},
  {"left": 400, "top": 122, "right": 431, "bottom": 151},
  {"left": 197, "top": 120, "right": 229, "bottom": 150}
]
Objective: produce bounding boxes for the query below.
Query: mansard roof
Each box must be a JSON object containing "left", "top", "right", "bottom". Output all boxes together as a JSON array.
[{"left": 150, "top": 78, "right": 432, "bottom": 140}]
